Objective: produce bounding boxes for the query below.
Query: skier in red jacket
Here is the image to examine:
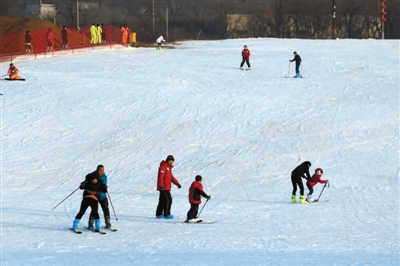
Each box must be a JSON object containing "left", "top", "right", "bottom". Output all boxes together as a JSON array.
[
  {"left": 156, "top": 155, "right": 181, "bottom": 219},
  {"left": 186, "top": 175, "right": 210, "bottom": 223},
  {"left": 46, "top": 28, "right": 55, "bottom": 51},
  {"left": 240, "top": 45, "right": 251, "bottom": 70},
  {"left": 306, "top": 168, "right": 328, "bottom": 202}
]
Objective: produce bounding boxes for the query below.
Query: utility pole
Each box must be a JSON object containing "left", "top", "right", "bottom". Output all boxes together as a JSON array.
[
  {"left": 166, "top": 6, "right": 168, "bottom": 41},
  {"left": 153, "top": 0, "right": 155, "bottom": 33},
  {"left": 77, "top": 0, "right": 80, "bottom": 29},
  {"left": 332, "top": 0, "right": 336, "bottom": 39}
]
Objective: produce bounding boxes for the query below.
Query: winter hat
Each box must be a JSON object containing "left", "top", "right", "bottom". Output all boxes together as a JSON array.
[
  {"left": 195, "top": 175, "right": 202, "bottom": 182},
  {"left": 315, "top": 168, "right": 323, "bottom": 174},
  {"left": 166, "top": 155, "right": 174, "bottom": 161}
]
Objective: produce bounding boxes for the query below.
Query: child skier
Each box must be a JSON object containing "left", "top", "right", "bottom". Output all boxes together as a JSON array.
[
  {"left": 306, "top": 168, "right": 328, "bottom": 202},
  {"left": 240, "top": 45, "right": 251, "bottom": 70},
  {"left": 186, "top": 175, "right": 210, "bottom": 223}
]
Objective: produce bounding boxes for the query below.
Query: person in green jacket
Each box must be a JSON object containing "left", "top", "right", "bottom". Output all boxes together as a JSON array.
[
  {"left": 90, "top": 23, "right": 97, "bottom": 44},
  {"left": 97, "top": 24, "right": 102, "bottom": 44}
]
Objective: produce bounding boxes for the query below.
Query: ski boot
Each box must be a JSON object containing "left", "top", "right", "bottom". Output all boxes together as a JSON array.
[
  {"left": 247, "top": 67, "right": 252, "bottom": 70},
  {"left": 295, "top": 72, "right": 301, "bottom": 78},
  {"left": 94, "top": 219, "right": 101, "bottom": 232},
  {"left": 105, "top": 216, "right": 112, "bottom": 229},
  {"left": 72, "top": 219, "right": 80, "bottom": 230},
  {"left": 300, "top": 195, "right": 308, "bottom": 204},
  {"left": 306, "top": 194, "right": 314, "bottom": 202},
  {"left": 291, "top": 195, "right": 297, "bottom": 204},
  {"left": 164, "top": 214, "right": 174, "bottom": 219},
  {"left": 88, "top": 217, "right": 94, "bottom": 229}
]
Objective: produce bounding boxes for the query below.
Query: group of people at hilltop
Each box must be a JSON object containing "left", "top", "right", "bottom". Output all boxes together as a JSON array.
[{"left": 70, "top": 156, "right": 328, "bottom": 232}]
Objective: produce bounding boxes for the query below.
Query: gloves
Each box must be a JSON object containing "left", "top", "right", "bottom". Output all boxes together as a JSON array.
[
  {"left": 177, "top": 184, "right": 182, "bottom": 189},
  {"left": 79, "top": 182, "right": 86, "bottom": 189},
  {"left": 207, "top": 195, "right": 211, "bottom": 200},
  {"left": 103, "top": 185, "right": 108, "bottom": 193}
]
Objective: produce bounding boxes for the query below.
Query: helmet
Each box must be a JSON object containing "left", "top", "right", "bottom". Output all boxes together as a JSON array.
[{"left": 315, "top": 168, "right": 323, "bottom": 174}]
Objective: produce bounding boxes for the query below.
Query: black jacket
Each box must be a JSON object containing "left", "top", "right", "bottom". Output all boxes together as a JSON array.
[
  {"left": 290, "top": 54, "right": 302, "bottom": 65},
  {"left": 291, "top": 161, "right": 311, "bottom": 180},
  {"left": 81, "top": 172, "right": 107, "bottom": 199}
]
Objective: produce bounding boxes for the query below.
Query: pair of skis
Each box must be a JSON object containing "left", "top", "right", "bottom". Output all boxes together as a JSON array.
[
  {"left": 70, "top": 227, "right": 117, "bottom": 234},
  {"left": 4, "top": 78, "right": 25, "bottom": 81}
]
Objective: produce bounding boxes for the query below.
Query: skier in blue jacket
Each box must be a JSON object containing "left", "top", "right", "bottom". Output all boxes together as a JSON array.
[{"left": 86, "top": 165, "right": 112, "bottom": 229}]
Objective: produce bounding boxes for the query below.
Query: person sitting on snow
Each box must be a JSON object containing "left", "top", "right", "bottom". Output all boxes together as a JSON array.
[
  {"left": 306, "top": 168, "right": 329, "bottom": 202},
  {"left": 7, "top": 63, "right": 23, "bottom": 80}
]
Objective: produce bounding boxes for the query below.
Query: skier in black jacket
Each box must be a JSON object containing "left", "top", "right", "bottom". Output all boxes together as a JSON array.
[
  {"left": 291, "top": 161, "right": 311, "bottom": 204},
  {"left": 289, "top": 51, "right": 302, "bottom": 78},
  {"left": 71, "top": 174, "right": 107, "bottom": 232}
]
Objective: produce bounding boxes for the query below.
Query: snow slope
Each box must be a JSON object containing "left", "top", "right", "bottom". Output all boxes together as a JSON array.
[{"left": 1, "top": 38, "right": 399, "bottom": 265}]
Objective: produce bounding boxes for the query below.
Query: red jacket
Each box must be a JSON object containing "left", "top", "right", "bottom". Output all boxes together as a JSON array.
[
  {"left": 188, "top": 181, "right": 208, "bottom": 204},
  {"left": 157, "top": 161, "right": 180, "bottom": 191},
  {"left": 242, "top": 48, "right": 250, "bottom": 59},
  {"left": 25, "top": 33, "right": 32, "bottom": 43},
  {"left": 307, "top": 173, "right": 327, "bottom": 187},
  {"left": 47, "top": 30, "right": 55, "bottom": 43}
]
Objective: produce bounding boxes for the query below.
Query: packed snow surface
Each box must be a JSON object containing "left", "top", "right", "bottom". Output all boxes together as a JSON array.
[{"left": 1, "top": 38, "right": 399, "bottom": 265}]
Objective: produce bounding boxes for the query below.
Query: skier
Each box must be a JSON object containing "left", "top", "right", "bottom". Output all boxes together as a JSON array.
[
  {"left": 289, "top": 51, "right": 302, "bottom": 78},
  {"left": 186, "top": 175, "right": 211, "bottom": 223},
  {"left": 7, "top": 63, "right": 23, "bottom": 80},
  {"left": 156, "top": 155, "right": 182, "bottom": 219},
  {"left": 96, "top": 24, "right": 102, "bottom": 45},
  {"left": 46, "top": 28, "right": 55, "bottom": 51},
  {"left": 306, "top": 168, "right": 328, "bottom": 202},
  {"left": 155, "top": 35, "right": 165, "bottom": 50},
  {"left": 291, "top": 161, "right": 312, "bottom": 204},
  {"left": 61, "top": 26, "right": 68, "bottom": 49},
  {"left": 25, "top": 31, "right": 32, "bottom": 53},
  {"left": 86, "top": 165, "right": 112, "bottom": 229},
  {"left": 72, "top": 173, "right": 107, "bottom": 232},
  {"left": 121, "top": 24, "right": 130, "bottom": 45},
  {"left": 90, "top": 23, "right": 97, "bottom": 44},
  {"left": 240, "top": 45, "right": 251, "bottom": 70}
]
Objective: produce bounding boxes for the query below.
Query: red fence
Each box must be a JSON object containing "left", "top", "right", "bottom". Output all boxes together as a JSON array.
[{"left": 0, "top": 24, "right": 131, "bottom": 62}]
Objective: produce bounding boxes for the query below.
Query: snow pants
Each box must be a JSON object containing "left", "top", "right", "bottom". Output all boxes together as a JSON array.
[
  {"left": 295, "top": 63, "right": 300, "bottom": 74},
  {"left": 156, "top": 190, "right": 173, "bottom": 217},
  {"left": 240, "top": 57, "right": 251, "bottom": 68},
  {"left": 9, "top": 74, "right": 22, "bottom": 79},
  {"left": 306, "top": 182, "right": 314, "bottom": 195},
  {"left": 186, "top": 204, "right": 199, "bottom": 220},
  {"left": 75, "top": 197, "right": 99, "bottom": 220},
  {"left": 291, "top": 174, "right": 305, "bottom": 196},
  {"left": 90, "top": 198, "right": 110, "bottom": 220}
]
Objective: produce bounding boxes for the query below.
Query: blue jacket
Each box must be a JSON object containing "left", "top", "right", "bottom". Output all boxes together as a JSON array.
[{"left": 98, "top": 173, "right": 108, "bottom": 201}]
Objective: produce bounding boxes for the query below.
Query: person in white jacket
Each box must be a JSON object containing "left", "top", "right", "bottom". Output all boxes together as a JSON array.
[{"left": 156, "top": 35, "right": 165, "bottom": 50}]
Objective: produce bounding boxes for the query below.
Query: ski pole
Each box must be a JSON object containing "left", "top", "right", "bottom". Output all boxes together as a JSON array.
[
  {"left": 197, "top": 198, "right": 209, "bottom": 219},
  {"left": 317, "top": 182, "right": 329, "bottom": 201},
  {"left": 107, "top": 192, "right": 118, "bottom": 221},
  {"left": 52, "top": 187, "right": 80, "bottom": 210},
  {"left": 287, "top": 61, "right": 291, "bottom": 77}
]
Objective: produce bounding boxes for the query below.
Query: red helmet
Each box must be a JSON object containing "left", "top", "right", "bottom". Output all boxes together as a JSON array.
[{"left": 315, "top": 168, "right": 323, "bottom": 174}]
